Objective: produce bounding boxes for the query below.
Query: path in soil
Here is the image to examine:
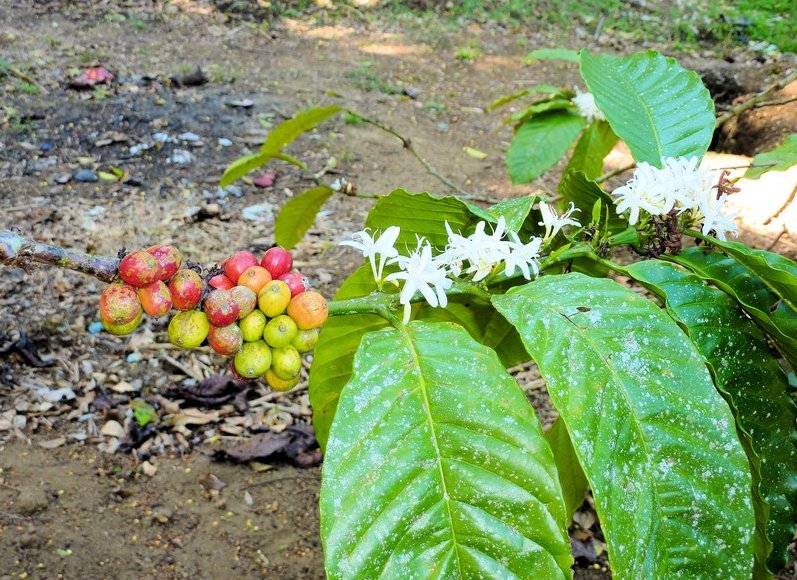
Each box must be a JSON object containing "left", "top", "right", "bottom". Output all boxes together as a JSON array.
[{"left": 1, "top": 1, "right": 796, "bottom": 578}]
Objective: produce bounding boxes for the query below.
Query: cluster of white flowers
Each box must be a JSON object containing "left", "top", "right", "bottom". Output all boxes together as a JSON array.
[
  {"left": 611, "top": 156, "right": 738, "bottom": 240},
  {"left": 572, "top": 90, "right": 605, "bottom": 123},
  {"left": 340, "top": 206, "right": 581, "bottom": 323}
]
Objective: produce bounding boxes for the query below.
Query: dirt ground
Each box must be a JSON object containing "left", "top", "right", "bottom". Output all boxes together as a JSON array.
[{"left": 1, "top": 1, "right": 796, "bottom": 578}]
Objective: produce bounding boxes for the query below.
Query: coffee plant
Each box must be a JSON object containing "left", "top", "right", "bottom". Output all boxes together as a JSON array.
[{"left": 2, "top": 47, "right": 796, "bottom": 578}]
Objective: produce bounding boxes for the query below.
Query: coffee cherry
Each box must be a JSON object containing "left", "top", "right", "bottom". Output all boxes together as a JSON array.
[
  {"left": 209, "top": 273, "right": 235, "bottom": 290},
  {"left": 239, "top": 310, "right": 267, "bottom": 342},
  {"left": 99, "top": 281, "right": 142, "bottom": 325},
  {"left": 270, "top": 345, "right": 302, "bottom": 380},
  {"left": 101, "top": 309, "right": 143, "bottom": 336},
  {"left": 138, "top": 280, "right": 172, "bottom": 318},
  {"left": 258, "top": 280, "right": 291, "bottom": 318},
  {"left": 233, "top": 340, "right": 272, "bottom": 378},
  {"left": 119, "top": 250, "right": 161, "bottom": 288},
  {"left": 208, "top": 323, "right": 243, "bottom": 356},
  {"left": 168, "top": 269, "right": 204, "bottom": 311},
  {"left": 222, "top": 251, "right": 258, "bottom": 285},
  {"left": 260, "top": 247, "right": 293, "bottom": 279},
  {"left": 203, "top": 289, "right": 240, "bottom": 327},
  {"left": 263, "top": 315, "right": 298, "bottom": 348},
  {"left": 230, "top": 286, "right": 257, "bottom": 319},
  {"left": 286, "top": 291, "right": 328, "bottom": 330},
  {"left": 237, "top": 266, "right": 272, "bottom": 294},
  {"left": 291, "top": 328, "right": 320, "bottom": 353},
  {"left": 278, "top": 271, "right": 307, "bottom": 297},
  {"left": 146, "top": 244, "right": 182, "bottom": 281},
  {"left": 264, "top": 368, "right": 300, "bottom": 392},
  {"left": 168, "top": 310, "right": 210, "bottom": 349}
]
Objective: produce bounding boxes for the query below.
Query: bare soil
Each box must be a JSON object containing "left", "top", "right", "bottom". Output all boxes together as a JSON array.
[{"left": 0, "top": 1, "right": 795, "bottom": 578}]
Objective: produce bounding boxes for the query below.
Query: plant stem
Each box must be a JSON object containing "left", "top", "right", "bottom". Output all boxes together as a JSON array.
[
  {"left": 0, "top": 231, "right": 118, "bottom": 282},
  {"left": 716, "top": 69, "right": 797, "bottom": 128},
  {"left": 596, "top": 163, "right": 635, "bottom": 183}
]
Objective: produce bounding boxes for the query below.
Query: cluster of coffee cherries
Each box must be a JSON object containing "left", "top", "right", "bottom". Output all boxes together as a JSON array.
[{"left": 97, "top": 245, "right": 327, "bottom": 392}]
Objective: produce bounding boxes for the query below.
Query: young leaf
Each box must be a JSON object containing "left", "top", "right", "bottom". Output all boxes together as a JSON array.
[
  {"left": 309, "top": 265, "right": 387, "bottom": 451},
  {"left": 486, "top": 196, "right": 539, "bottom": 233},
  {"left": 745, "top": 134, "right": 797, "bottom": 180},
  {"left": 625, "top": 259, "right": 797, "bottom": 574},
  {"left": 220, "top": 151, "right": 269, "bottom": 188},
  {"left": 546, "top": 418, "right": 589, "bottom": 523},
  {"left": 525, "top": 48, "right": 580, "bottom": 63},
  {"left": 486, "top": 84, "right": 561, "bottom": 111},
  {"left": 507, "top": 111, "right": 585, "bottom": 184},
  {"left": 274, "top": 185, "right": 334, "bottom": 249},
  {"left": 259, "top": 105, "right": 341, "bottom": 157},
  {"left": 321, "top": 322, "right": 573, "bottom": 578},
  {"left": 668, "top": 247, "right": 797, "bottom": 370},
  {"left": 564, "top": 120, "right": 618, "bottom": 179},
  {"left": 507, "top": 98, "right": 574, "bottom": 126},
  {"left": 493, "top": 273, "right": 755, "bottom": 577},
  {"left": 579, "top": 50, "right": 714, "bottom": 166}
]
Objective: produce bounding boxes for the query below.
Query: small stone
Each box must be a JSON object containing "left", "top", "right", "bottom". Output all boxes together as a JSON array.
[
  {"left": 153, "top": 132, "right": 171, "bottom": 143},
  {"left": 126, "top": 351, "right": 143, "bottom": 363},
  {"left": 140, "top": 461, "right": 157, "bottom": 477},
  {"left": 101, "top": 420, "right": 126, "bottom": 438},
  {"left": 73, "top": 169, "right": 98, "bottom": 183},
  {"left": 170, "top": 149, "right": 193, "bottom": 164},
  {"left": 15, "top": 487, "right": 49, "bottom": 515},
  {"left": 55, "top": 173, "right": 72, "bottom": 184},
  {"left": 218, "top": 138, "right": 232, "bottom": 147},
  {"left": 88, "top": 321, "right": 103, "bottom": 335},
  {"left": 129, "top": 143, "right": 149, "bottom": 155},
  {"left": 178, "top": 132, "right": 200, "bottom": 142}
]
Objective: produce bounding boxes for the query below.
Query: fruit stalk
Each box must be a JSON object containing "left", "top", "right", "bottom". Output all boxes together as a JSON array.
[{"left": 0, "top": 230, "right": 119, "bottom": 282}]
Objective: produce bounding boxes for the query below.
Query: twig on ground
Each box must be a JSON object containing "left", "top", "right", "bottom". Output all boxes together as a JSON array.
[{"left": 716, "top": 69, "right": 797, "bottom": 128}]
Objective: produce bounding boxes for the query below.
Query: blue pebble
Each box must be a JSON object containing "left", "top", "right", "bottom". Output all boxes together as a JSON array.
[{"left": 88, "top": 322, "right": 104, "bottom": 335}]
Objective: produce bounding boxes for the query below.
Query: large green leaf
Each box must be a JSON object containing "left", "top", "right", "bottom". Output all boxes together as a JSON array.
[
  {"left": 745, "top": 134, "right": 797, "bottom": 180},
  {"left": 486, "top": 195, "right": 539, "bottom": 233},
  {"left": 365, "top": 189, "right": 493, "bottom": 251},
  {"left": 559, "top": 169, "right": 626, "bottom": 232},
  {"left": 309, "top": 265, "right": 387, "bottom": 451},
  {"left": 579, "top": 50, "right": 715, "bottom": 166},
  {"left": 507, "top": 111, "right": 585, "bottom": 184},
  {"left": 546, "top": 418, "right": 588, "bottom": 523},
  {"left": 625, "top": 259, "right": 797, "bottom": 574},
  {"left": 564, "top": 120, "right": 618, "bottom": 180},
  {"left": 667, "top": 247, "right": 797, "bottom": 370},
  {"left": 321, "top": 322, "right": 573, "bottom": 578},
  {"left": 493, "top": 273, "right": 755, "bottom": 577},
  {"left": 274, "top": 185, "right": 334, "bottom": 249},
  {"left": 704, "top": 239, "right": 797, "bottom": 313}
]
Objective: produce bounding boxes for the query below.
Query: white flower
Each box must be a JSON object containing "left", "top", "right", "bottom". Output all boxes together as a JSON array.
[
  {"left": 463, "top": 217, "right": 512, "bottom": 281},
  {"left": 385, "top": 240, "right": 453, "bottom": 324},
  {"left": 538, "top": 201, "right": 581, "bottom": 241},
  {"left": 504, "top": 232, "right": 542, "bottom": 280},
  {"left": 694, "top": 193, "right": 738, "bottom": 241},
  {"left": 339, "top": 226, "right": 400, "bottom": 281},
  {"left": 572, "top": 90, "right": 605, "bottom": 123},
  {"left": 659, "top": 156, "right": 714, "bottom": 212},
  {"left": 612, "top": 162, "right": 669, "bottom": 225},
  {"left": 437, "top": 221, "right": 472, "bottom": 277}
]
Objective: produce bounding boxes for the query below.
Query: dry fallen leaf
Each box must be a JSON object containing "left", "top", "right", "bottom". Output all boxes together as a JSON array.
[{"left": 38, "top": 436, "right": 66, "bottom": 449}]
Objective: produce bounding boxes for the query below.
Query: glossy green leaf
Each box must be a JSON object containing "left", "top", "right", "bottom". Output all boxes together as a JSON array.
[
  {"left": 507, "top": 111, "right": 585, "bottom": 184},
  {"left": 579, "top": 50, "right": 714, "bottom": 166},
  {"left": 564, "top": 120, "right": 618, "bottom": 180},
  {"left": 559, "top": 169, "right": 626, "bottom": 232},
  {"left": 321, "top": 322, "right": 573, "bottom": 578},
  {"left": 625, "top": 259, "right": 797, "bottom": 574},
  {"left": 667, "top": 247, "right": 797, "bottom": 369},
  {"left": 220, "top": 151, "right": 269, "bottom": 188},
  {"left": 525, "top": 48, "right": 579, "bottom": 63},
  {"left": 546, "top": 418, "right": 588, "bottom": 523},
  {"left": 365, "top": 189, "right": 493, "bottom": 251},
  {"left": 260, "top": 105, "right": 341, "bottom": 156},
  {"left": 309, "top": 265, "right": 387, "bottom": 451},
  {"left": 274, "top": 185, "right": 334, "bottom": 249},
  {"left": 745, "top": 134, "right": 797, "bottom": 179},
  {"left": 486, "top": 195, "right": 539, "bottom": 233},
  {"left": 493, "top": 273, "right": 755, "bottom": 577}
]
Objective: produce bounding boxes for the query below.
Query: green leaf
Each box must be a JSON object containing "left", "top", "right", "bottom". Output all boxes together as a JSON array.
[
  {"left": 485, "top": 84, "right": 561, "bottom": 111},
  {"left": 507, "top": 111, "right": 585, "bottom": 184},
  {"left": 274, "top": 185, "right": 334, "bottom": 249},
  {"left": 486, "top": 195, "right": 539, "bottom": 233},
  {"left": 365, "top": 189, "right": 493, "bottom": 251},
  {"left": 579, "top": 49, "right": 715, "bottom": 166},
  {"left": 667, "top": 247, "right": 797, "bottom": 369},
  {"left": 415, "top": 297, "right": 529, "bottom": 368},
  {"left": 309, "top": 265, "right": 387, "bottom": 451},
  {"left": 546, "top": 418, "right": 588, "bottom": 523},
  {"left": 259, "top": 105, "right": 341, "bottom": 156},
  {"left": 704, "top": 238, "right": 797, "bottom": 313},
  {"left": 558, "top": 169, "right": 626, "bottom": 232},
  {"left": 220, "top": 151, "right": 269, "bottom": 188},
  {"left": 321, "top": 322, "right": 573, "bottom": 578},
  {"left": 564, "top": 120, "right": 618, "bottom": 180},
  {"left": 493, "top": 273, "right": 755, "bottom": 577},
  {"left": 625, "top": 259, "right": 797, "bottom": 575},
  {"left": 507, "top": 98, "right": 574, "bottom": 126},
  {"left": 525, "top": 48, "right": 580, "bottom": 63},
  {"left": 745, "top": 134, "right": 797, "bottom": 180}
]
